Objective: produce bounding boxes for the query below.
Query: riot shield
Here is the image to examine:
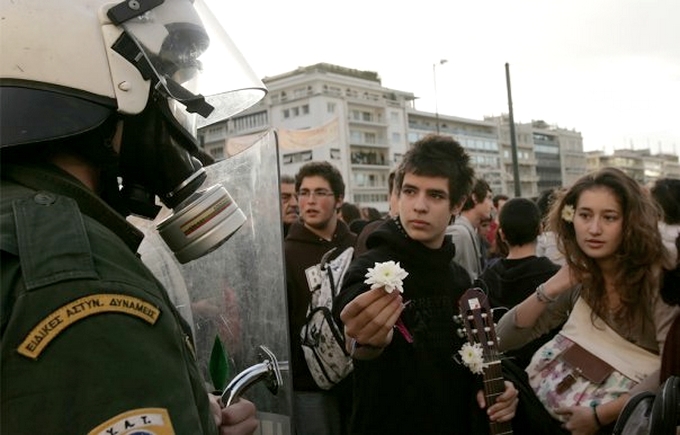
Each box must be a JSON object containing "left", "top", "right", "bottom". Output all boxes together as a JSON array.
[{"left": 133, "top": 130, "right": 292, "bottom": 434}]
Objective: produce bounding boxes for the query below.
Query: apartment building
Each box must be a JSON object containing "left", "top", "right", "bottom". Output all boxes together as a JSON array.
[
  {"left": 586, "top": 149, "right": 680, "bottom": 184},
  {"left": 198, "top": 63, "right": 589, "bottom": 211}
]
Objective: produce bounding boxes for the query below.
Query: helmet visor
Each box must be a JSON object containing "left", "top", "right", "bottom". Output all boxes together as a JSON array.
[{"left": 120, "top": 0, "right": 266, "bottom": 132}]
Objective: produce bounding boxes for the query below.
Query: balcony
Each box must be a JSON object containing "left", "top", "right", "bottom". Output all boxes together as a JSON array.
[
  {"left": 349, "top": 139, "right": 390, "bottom": 149},
  {"left": 350, "top": 151, "right": 390, "bottom": 167},
  {"left": 348, "top": 117, "right": 389, "bottom": 127}
]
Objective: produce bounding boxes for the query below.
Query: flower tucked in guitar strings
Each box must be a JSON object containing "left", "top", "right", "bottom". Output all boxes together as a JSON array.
[
  {"left": 458, "top": 342, "right": 486, "bottom": 375},
  {"left": 364, "top": 261, "right": 409, "bottom": 294}
]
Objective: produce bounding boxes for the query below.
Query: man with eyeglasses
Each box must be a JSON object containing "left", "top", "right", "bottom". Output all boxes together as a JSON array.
[
  {"left": 280, "top": 174, "right": 299, "bottom": 237},
  {"left": 284, "top": 161, "right": 356, "bottom": 435}
]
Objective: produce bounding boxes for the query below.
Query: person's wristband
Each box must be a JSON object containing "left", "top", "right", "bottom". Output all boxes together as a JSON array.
[
  {"left": 535, "top": 283, "right": 557, "bottom": 304},
  {"left": 591, "top": 403, "right": 603, "bottom": 428},
  {"left": 349, "top": 338, "right": 384, "bottom": 356}
]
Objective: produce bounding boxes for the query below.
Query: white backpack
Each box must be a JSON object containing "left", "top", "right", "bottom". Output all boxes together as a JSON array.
[{"left": 299, "top": 247, "right": 354, "bottom": 390}]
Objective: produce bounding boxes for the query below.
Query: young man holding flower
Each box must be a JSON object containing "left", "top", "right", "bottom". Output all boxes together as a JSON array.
[{"left": 334, "top": 134, "right": 518, "bottom": 435}]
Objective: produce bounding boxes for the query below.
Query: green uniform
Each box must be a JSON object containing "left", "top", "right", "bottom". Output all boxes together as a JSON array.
[{"left": 1, "top": 163, "right": 217, "bottom": 435}]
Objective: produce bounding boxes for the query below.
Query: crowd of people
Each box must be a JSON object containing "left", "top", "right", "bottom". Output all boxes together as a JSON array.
[{"left": 279, "top": 135, "right": 680, "bottom": 435}]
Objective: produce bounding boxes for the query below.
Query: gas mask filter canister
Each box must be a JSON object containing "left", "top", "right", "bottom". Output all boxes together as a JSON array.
[{"left": 156, "top": 183, "right": 246, "bottom": 264}]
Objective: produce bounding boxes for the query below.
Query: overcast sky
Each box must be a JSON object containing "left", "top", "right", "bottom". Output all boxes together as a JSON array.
[{"left": 209, "top": 0, "right": 680, "bottom": 154}]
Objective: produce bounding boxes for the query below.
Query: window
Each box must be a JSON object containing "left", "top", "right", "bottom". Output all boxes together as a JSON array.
[
  {"left": 283, "top": 109, "right": 290, "bottom": 119},
  {"left": 327, "top": 102, "right": 336, "bottom": 113},
  {"left": 231, "top": 111, "right": 268, "bottom": 132},
  {"left": 282, "top": 150, "right": 314, "bottom": 164},
  {"left": 292, "top": 107, "right": 299, "bottom": 116},
  {"left": 354, "top": 193, "right": 388, "bottom": 203},
  {"left": 207, "top": 126, "right": 224, "bottom": 136},
  {"left": 293, "top": 87, "right": 306, "bottom": 98},
  {"left": 301, "top": 104, "right": 310, "bottom": 115},
  {"left": 392, "top": 132, "right": 401, "bottom": 144},
  {"left": 208, "top": 146, "right": 224, "bottom": 160},
  {"left": 352, "top": 171, "right": 384, "bottom": 188},
  {"left": 330, "top": 148, "right": 341, "bottom": 160}
]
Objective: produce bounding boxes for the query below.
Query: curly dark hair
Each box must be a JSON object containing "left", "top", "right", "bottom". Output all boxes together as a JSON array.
[
  {"left": 294, "top": 161, "right": 345, "bottom": 199},
  {"left": 548, "top": 167, "right": 667, "bottom": 327},
  {"left": 651, "top": 178, "right": 680, "bottom": 225},
  {"left": 395, "top": 134, "right": 474, "bottom": 209}
]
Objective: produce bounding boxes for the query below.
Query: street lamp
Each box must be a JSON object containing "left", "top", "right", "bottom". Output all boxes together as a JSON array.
[{"left": 433, "top": 59, "right": 448, "bottom": 134}]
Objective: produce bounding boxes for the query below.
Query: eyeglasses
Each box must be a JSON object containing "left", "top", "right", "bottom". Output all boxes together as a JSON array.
[{"left": 298, "top": 189, "right": 335, "bottom": 199}]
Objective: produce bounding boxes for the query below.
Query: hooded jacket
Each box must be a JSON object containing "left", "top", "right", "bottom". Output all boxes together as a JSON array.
[
  {"left": 334, "top": 217, "right": 492, "bottom": 435},
  {"left": 479, "top": 255, "right": 561, "bottom": 369},
  {"left": 479, "top": 256, "right": 561, "bottom": 312}
]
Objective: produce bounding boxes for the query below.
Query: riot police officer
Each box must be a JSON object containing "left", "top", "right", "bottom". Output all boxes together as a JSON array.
[{"left": 0, "top": 0, "right": 267, "bottom": 433}]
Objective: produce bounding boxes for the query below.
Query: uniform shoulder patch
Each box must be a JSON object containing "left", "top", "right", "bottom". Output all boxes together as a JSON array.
[
  {"left": 88, "top": 408, "right": 175, "bottom": 435},
  {"left": 18, "top": 293, "right": 160, "bottom": 359}
]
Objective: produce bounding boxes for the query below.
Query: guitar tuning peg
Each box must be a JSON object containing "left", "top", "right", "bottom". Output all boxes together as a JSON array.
[
  {"left": 452, "top": 314, "right": 462, "bottom": 324},
  {"left": 456, "top": 328, "right": 465, "bottom": 338}
]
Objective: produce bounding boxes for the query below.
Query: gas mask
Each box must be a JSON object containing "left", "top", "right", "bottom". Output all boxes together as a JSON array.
[
  {"left": 108, "top": 0, "right": 267, "bottom": 263},
  {"left": 0, "top": 0, "right": 264, "bottom": 262}
]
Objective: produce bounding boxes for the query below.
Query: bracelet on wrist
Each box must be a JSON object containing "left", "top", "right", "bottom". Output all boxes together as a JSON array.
[
  {"left": 349, "top": 338, "right": 384, "bottom": 356},
  {"left": 535, "top": 283, "right": 557, "bottom": 304},
  {"left": 591, "top": 403, "right": 603, "bottom": 428}
]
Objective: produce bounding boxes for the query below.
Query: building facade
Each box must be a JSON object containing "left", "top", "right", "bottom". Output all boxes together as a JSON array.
[
  {"left": 586, "top": 149, "right": 680, "bottom": 185},
  {"left": 198, "top": 62, "right": 676, "bottom": 212}
]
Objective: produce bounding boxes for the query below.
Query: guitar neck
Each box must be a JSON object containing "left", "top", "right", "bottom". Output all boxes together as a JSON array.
[
  {"left": 483, "top": 359, "right": 513, "bottom": 435},
  {"left": 458, "top": 287, "right": 513, "bottom": 435}
]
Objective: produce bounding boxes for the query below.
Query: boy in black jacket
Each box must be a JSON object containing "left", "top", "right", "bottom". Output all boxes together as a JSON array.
[
  {"left": 479, "top": 197, "right": 561, "bottom": 368},
  {"left": 334, "top": 134, "right": 518, "bottom": 435}
]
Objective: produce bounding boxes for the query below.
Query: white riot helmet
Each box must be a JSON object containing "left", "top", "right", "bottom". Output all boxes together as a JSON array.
[{"left": 0, "top": 0, "right": 268, "bottom": 263}]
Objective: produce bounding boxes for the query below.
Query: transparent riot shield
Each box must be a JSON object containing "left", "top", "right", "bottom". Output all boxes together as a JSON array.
[{"left": 133, "top": 130, "right": 292, "bottom": 434}]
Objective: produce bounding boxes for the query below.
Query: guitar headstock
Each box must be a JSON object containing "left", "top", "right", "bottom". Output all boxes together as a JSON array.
[
  {"left": 456, "top": 288, "right": 513, "bottom": 434},
  {"left": 456, "top": 287, "right": 500, "bottom": 363}
]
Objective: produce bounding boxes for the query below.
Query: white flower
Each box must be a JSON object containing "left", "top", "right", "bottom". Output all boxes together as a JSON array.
[
  {"left": 458, "top": 342, "right": 486, "bottom": 375},
  {"left": 364, "top": 261, "right": 409, "bottom": 294},
  {"left": 561, "top": 204, "right": 575, "bottom": 223}
]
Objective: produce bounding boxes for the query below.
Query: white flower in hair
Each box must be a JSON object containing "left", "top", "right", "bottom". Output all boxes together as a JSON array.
[
  {"left": 561, "top": 204, "right": 575, "bottom": 223},
  {"left": 458, "top": 342, "right": 486, "bottom": 375},
  {"left": 364, "top": 261, "right": 409, "bottom": 294}
]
